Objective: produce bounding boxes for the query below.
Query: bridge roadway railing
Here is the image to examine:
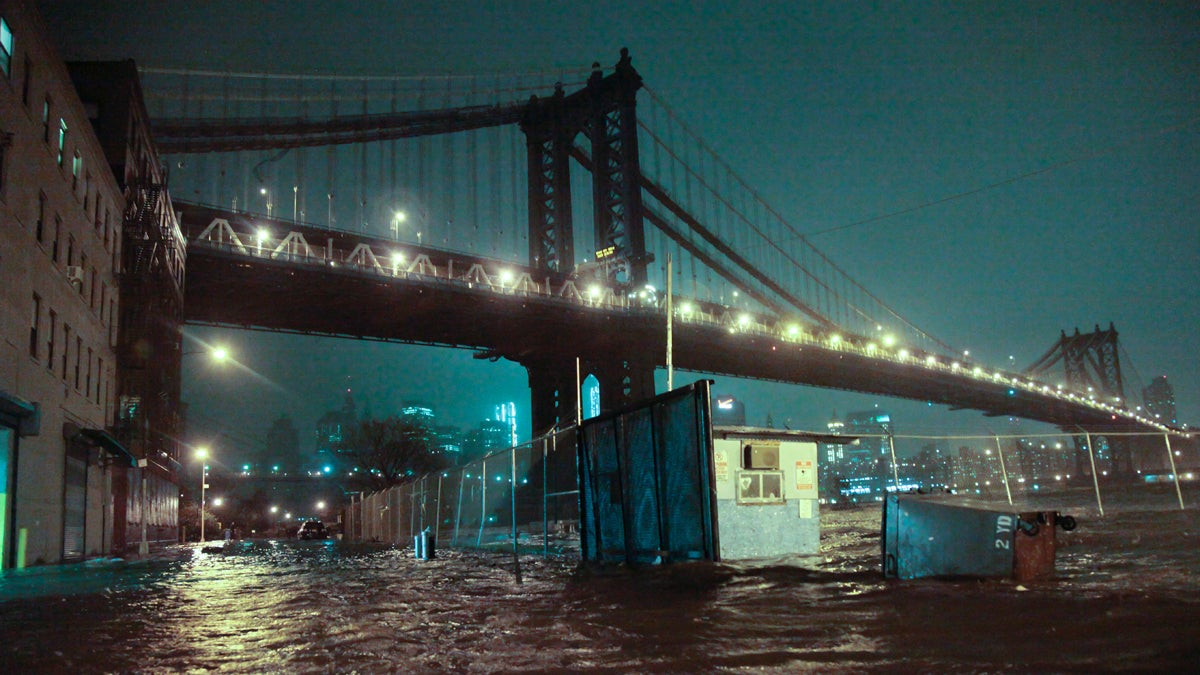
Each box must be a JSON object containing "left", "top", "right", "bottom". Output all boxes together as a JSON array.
[{"left": 187, "top": 216, "right": 1179, "bottom": 435}]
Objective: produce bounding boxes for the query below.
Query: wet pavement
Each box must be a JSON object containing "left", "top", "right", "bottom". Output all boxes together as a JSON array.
[{"left": 1, "top": 486, "right": 1198, "bottom": 673}]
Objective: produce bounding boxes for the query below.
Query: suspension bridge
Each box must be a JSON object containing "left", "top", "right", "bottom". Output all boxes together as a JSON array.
[{"left": 141, "top": 50, "right": 1178, "bottom": 439}]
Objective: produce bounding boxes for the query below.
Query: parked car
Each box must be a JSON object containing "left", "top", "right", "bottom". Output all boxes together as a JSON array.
[{"left": 297, "top": 519, "right": 329, "bottom": 540}]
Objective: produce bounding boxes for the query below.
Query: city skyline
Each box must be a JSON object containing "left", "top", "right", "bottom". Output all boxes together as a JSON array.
[{"left": 42, "top": 1, "right": 1200, "bottom": 447}]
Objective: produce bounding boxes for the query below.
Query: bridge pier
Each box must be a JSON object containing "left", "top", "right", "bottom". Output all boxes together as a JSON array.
[{"left": 524, "top": 353, "right": 657, "bottom": 435}]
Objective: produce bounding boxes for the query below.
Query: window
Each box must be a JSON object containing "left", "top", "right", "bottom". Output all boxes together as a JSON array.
[
  {"left": 74, "top": 336, "right": 82, "bottom": 389},
  {"left": 89, "top": 267, "right": 97, "bottom": 307},
  {"left": 29, "top": 294, "right": 40, "bottom": 359},
  {"left": 99, "top": 283, "right": 106, "bottom": 323},
  {"left": 83, "top": 172, "right": 90, "bottom": 210},
  {"left": 36, "top": 192, "right": 45, "bottom": 241},
  {"left": 67, "top": 234, "right": 74, "bottom": 267},
  {"left": 0, "top": 17, "right": 12, "bottom": 78},
  {"left": 86, "top": 348, "right": 93, "bottom": 399},
  {"left": 96, "top": 357, "right": 103, "bottom": 403},
  {"left": 57, "top": 118, "right": 67, "bottom": 167},
  {"left": 47, "top": 310, "right": 56, "bottom": 370},
  {"left": 79, "top": 252, "right": 88, "bottom": 295},
  {"left": 62, "top": 324, "right": 70, "bottom": 380},
  {"left": 51, "top": 215, "right": 60, "bottom": 262}
]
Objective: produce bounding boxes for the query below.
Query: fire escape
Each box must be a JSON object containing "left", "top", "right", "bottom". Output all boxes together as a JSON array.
[{"left": 117, "top": 176, "right": 185, "bottom": 479}]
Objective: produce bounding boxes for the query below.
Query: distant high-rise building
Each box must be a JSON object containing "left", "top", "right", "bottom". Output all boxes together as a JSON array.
[
  {"left": 1143, "top": 376, "right": 1177, "bottom": 426},
  {"left": 711, "top": 395, "right": 746, "bottom": 426},
  {"left": 842, "top": 410, "right": 892, "bottom": 464},
  {"left": 495, "top": 402, "right": 518, "bottom": 448},
  {"left": 315, "top": 386, "right": 358, "bottom": 466},
  {"left": 461, "top": 419, "right": 511, "bottom": 462},
  {"left": 265, "top": 414, "right": 300, "bottom": 473},
  {"left": 400, "top": 403, "right": 435, "bottom": 429}
]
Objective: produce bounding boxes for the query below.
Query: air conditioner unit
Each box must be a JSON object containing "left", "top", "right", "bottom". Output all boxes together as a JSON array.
[{"left": 65, "top": 265, "right": 85, "bottom": 286}]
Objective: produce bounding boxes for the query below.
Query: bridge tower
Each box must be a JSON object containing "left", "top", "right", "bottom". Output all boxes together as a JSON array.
[
  {"left": 520, "top": 49, "right": 655, "bottom": 432},
  {"left": 1026, "top": 323, "right": 1132, "bottom": 476},
  {"left": 521, "top": 48, "right": 648, "bottom": 286}
]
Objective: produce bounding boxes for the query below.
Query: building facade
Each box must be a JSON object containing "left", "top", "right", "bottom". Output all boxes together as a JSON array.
[
  {"left": 0, "top": 0, "right": 182, "bottom": 566},
  {"left": 0, "top": 0, "right": 129, "bottom": 566}
]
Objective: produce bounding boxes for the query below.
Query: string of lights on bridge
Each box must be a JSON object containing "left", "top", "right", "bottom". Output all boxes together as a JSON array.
[{"left": 190, "top": 217, "right": 1183, "bottom": 436}]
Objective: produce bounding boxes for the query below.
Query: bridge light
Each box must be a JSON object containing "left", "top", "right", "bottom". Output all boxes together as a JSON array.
[
  {"left": 786, "top": 324, "right": 800, "bottom": 338},
  {"left": 866, "top": 342, "right": 877, "bottom": 352},
  {"left": 829, "top": 334, "right": 841, "bottom": 346},
  {"left": 499, "top": 269, "right": 514, "bottom": 285},
  {"left": 738, "top": 314, "right": 751, "bottom": 328},
  {"left": 898, "top": 349, "right": 909, "bottom": 359},
  {"left": 926, "top": 355, "right": 937, "bottom": 366},
  {"left": 392, "top": 252, "right": 405, "bottom": 266},
  {"left": 972, "top": 366, "right": 983, "bottom": 376},
  {"left": 883, "top": 334, "right": 896, "bottom": 348},
  {"left": 679, "top": 302, "right": 694, "bottom": 316},
  {"left": 588, "top": 284, "right": 602, "bottom": 299}
]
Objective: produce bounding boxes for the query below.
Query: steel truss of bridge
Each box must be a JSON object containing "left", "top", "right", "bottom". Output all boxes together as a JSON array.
[{"left": 179, "top": 203, "right": 1177, "bottom": 436}]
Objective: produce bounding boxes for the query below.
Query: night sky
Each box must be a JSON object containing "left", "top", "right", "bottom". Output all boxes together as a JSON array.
[{"left": 42, "top": 2, "right": 1199, "bottom": 459}]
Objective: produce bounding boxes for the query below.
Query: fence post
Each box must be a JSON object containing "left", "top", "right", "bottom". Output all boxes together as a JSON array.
[
  {"left": 1164, "top": 434, "right": 1185, "bottom": 510},
  {"left": 478, "top": 458, "right": 488, "bottom": 547},
  {"left": 543, "top": 434, "right": 550, "bottom": 558},
  {"left": 887, "top": 433, "right": 900, "bottom": 493},
  {"left": 512, "top": 446, "right": 522, "bottom": 584},
  {"left": 1083, "top": 432, "right": 1105, "bottom": 517},
  {"left": 994, "top": 436, "right": 1013, "bottom": 506},
  {"left": 436, "top": 473, "right": 444, "bottom": 543},
  {"left": 454, "top": 467, "right": 465, "bottom": 547}
]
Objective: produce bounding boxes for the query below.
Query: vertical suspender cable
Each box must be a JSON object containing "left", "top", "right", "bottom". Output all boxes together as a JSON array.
[
  {"left": 444, "top": 77, "right": 455, "bottom": 248},
  {"left": 327, "top": 79, "right": 336, "bottom": 227},
  {"left": 390, "top": 78, "right": 398, "bottom": 213},
  {"left": 359, "top": 78, "right": 368, "bottom": 232},
  {"left": 296, "top": 78, "right": 306, "bottom": 222},
  {"left": 220, "top": 73, "right": 229, "bottom": 207}
]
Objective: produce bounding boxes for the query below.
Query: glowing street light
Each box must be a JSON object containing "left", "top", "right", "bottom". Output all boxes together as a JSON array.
[{"left": 391, "top": 210, "right": 406, "bottom": 240}]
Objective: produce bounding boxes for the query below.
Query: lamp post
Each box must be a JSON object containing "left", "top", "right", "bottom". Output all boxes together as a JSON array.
[
  {"left": 391, "top": 210, "right": 406, "bottom": 240},
  {"left": 196, "top": 447, "right": 209, "bottom": 542}
]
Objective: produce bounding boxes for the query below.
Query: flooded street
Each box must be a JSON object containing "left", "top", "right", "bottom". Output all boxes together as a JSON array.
[{"left": 2, "top": 487, "right": 1198, "bottom": 673}]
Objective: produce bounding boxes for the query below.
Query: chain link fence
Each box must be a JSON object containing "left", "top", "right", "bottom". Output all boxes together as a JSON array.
[{"left": 344, "top": 425, "right": 580, "bottom": 557}]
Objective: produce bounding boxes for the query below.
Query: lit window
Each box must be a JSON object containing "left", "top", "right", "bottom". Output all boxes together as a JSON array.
[
  {"left": 57, "top": 118, "right": 67, "bottom": 166},
  {"left": 0, "top": 18, "right": 12, "bottom": 78}
]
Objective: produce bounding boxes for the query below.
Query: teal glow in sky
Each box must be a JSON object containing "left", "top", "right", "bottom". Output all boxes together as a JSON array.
[{"left": 43, "top": 1, "right": 1200, "bottom": 444}]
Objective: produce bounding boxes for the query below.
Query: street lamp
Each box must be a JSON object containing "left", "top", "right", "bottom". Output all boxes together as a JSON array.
[
  {"left": 196, "top": 447, "right": 209, "bottom": 542},
  {"left": 184, "top": 345, "right": 229, "bottom": 362},
  {"left": 391, "top": 210, "right": 406, "bottom": 240}
]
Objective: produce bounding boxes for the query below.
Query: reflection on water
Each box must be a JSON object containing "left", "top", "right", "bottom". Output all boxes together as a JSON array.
[{"left": 1, "top": 486, "right": 1198, "bottom": 673}]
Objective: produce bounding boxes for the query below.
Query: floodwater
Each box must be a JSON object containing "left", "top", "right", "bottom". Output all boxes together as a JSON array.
[{"left": 2, "top": 485, "right": 1198, "bottom": 673}]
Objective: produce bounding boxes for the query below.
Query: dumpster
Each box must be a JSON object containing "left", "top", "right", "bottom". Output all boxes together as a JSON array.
[{"left": 882, "top": 493, "right": 1075, "bottom": 581}]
